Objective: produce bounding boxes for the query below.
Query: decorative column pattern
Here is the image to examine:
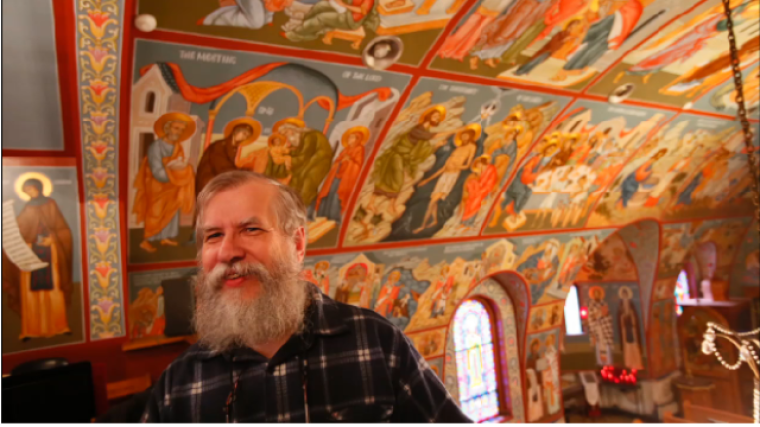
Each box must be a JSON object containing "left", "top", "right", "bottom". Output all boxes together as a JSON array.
[{"left": 75, "top": 0, "right": 125, "bottom": 339}]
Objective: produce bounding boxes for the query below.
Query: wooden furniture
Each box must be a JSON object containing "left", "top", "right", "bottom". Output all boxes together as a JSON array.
[
  {"left": 122, "top": 334, "right": 197, "bottom": 352},
  {"left": 106, "top": 374, "right": 152, "bottom": 401},
  {"left": 672, "top": 376, "right": 714, "bottom": 415},
  {"left": 665, "top": 401, "right": 754, "bottom": 423},
  {"left": 322, "top": 27, "right": 365, "bottom": 50},
  {"left": 677, "top": 301, "right": 753, "bottom": 417}
]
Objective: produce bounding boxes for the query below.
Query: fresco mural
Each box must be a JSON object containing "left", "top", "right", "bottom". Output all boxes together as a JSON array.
[
  {"left": 430, "top": 0, "right": 693, "bottom": 90},
  {"left": 658, "top": 222, "right": 698, "bottom": 278},
  {"left": 138, "top": 0, "right": 470, "bottom": 65},
  {"left": 1, "top": 163, "right": 85, "bottom": 354},
  {"left": 729, "top": 220, "right": 759, "bottom": 297},
  {"left": 575, "top": 234, "right": 638, "bottom": 282},
  {"left": 128, "top": 267, "right": 197, "bottom": 340},
  {"left": 527, "top": 300, "right": 564, "bottom": 333},
  {"left": 589, "top": 118, "right": 759, "bottom": 226},
  {"left": 306, "top": 228, "right": 610, "bottom": 332},
  {"left": 589, "top": 0, "right": 760, "bottom": 111},
  {"left": 343, "top": 78, "right": 570, "bottom": 245},
  {"left": 567, "top": 282, "right": 646, "bottom": 370},
  {"left": 691, "top": 217, "right": 751, "bottom": 276},
  {"left": 524, "top": 329, "right": 561, "bottom": 422},
  {"left": 648, "top": 297, "right": 678, "bottom": 378},
  {"left": 127, "top": 40, "right": 411, "bottom": 263},
  {"left": 693, "top": 63, "right": 760, "bottom": 118},
  {"left": 483, "top": 99, "right": 673, "bottom": 235}
]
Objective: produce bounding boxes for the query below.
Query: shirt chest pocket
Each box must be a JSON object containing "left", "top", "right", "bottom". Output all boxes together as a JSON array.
[{"left": 319, "top": 403, "right": 394, "bottom": 423}]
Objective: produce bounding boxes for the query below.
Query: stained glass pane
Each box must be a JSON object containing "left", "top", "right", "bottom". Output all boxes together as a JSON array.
[
  {"left": 453, "top": 300, "right": 500, "bottom": 422},
  {"left": 674, "top": 270, "right": 690, "bottom": 316}
]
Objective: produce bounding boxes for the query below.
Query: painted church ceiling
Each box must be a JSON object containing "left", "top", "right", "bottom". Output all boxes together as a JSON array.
[{"left": 123, "top": 0, "right": 760, "bottom": 255}]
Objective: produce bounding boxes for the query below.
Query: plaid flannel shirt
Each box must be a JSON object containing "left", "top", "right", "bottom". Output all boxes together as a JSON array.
[{"left": 141, "top": 284, "right": 471, "bottom": 423}]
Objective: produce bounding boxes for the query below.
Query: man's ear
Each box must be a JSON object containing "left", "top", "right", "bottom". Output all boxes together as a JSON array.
[{"left": 293, "top": 226, "right": 307, "bottom": 262}]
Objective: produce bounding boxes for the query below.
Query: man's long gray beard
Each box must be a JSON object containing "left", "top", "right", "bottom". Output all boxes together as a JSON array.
[{"left": 193, "top": 244, "right": 308, "bottom": 353}]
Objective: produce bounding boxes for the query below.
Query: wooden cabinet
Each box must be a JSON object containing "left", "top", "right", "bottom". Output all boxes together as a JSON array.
[{"left": 676, "top": 300, "right": 753, "bottom": 417}]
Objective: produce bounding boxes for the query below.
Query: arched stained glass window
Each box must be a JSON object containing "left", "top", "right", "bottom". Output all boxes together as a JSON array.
[
  {"left": 564, "top": 285, "right": 583, "bottom": 336},
  {"left": 453, "top": 299, "right": 500, "bottom": 422},
  {"left": 674, "top": 270, "right": 690, "bottom": 316}
]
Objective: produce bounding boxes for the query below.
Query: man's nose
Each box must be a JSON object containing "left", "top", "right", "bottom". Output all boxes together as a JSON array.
[{"left": 218, "top": 233, "right": 245, "bottom": 264}]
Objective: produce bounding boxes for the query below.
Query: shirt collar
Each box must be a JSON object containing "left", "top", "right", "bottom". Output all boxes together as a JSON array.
[{"left": 192, "top": 283, "right": 348, "bottom": 361}]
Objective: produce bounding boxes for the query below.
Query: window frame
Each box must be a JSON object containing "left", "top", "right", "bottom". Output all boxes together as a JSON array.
[{"left": 452, "top": 297, "right": 510, "bottom": 423}]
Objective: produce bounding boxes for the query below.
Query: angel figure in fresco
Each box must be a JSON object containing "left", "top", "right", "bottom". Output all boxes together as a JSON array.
[
  {"left": 587, "top": 286, "right": 614, "bottom": 365},
  {"left": 499, "top": 137, "right": 559, "bottom": 231},
  {"left": 413, "top": 124, "right": 480, "bottom": 234},
  {"left": 2, "top": 177, "right": 73, "bottom": 341},
  {"left": 436, "top": 0, "right": 516, "bottom": 65},
  {"left": 365, "top": 106, "right": 470, "bottom": 216},
  {"left": 282, "top": 0, "right": 379, "bottom": 43},
  {"left": 266, "top": 134, "right": 295, "bottom": 184},
  {"left": 541, "top": 334, "right": 561, "bottom": 415},
  {"left": 468, "top": 0, "right": 555, "bottom": 70},
  {"left": 617, "top": 148, "right": 668, "bottom": 209},
  {"left": 458, "top": 155, "right": 498, "bottom": 231},
  {"left": 375, "top": 270, "right": 403, "bottom": 317},
  {"left": 132, "top": 113, "right": 196, "bottom": 253},
  {"left": 617, "top": 286, "right": 643, "bottom": 370},
  {"left": 200, "top": 0, "right": 291, "bottom": 30},
  {"left": 430, "top": 264, "right": 455, "bottom": 319},
  {"left": 518, "top": 239, "right": 561, "bottom": 303},
  {"left": 615, "top": 0, "right": 757, "bottom": 84},
  {"left": 316, "top": 126, "right": 369, "bottom": 222}
]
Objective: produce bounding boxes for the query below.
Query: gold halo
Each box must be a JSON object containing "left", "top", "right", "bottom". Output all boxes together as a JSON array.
[
  {"left": 223, "top": 117, "right": 262, "bottom": 147},
  {"left": 454, "top": 124, "right": 482, "bottom": 146},
  {"left": 341, "top": 126, "right": 371, "bottom": 147},
  {"left": 541, "top": 141, "right": 559, "bottom": 154},
  {"left": 315, "top": 260, "right": 330, "bottom": 270},
  {"left": 589, "top": 285, "right": 605, "bottom": 299},
  {"left": 14, "top": 172, "right": 53, "bottom": 201},
  {"left": 618, "top": 285, "right": 633, "bottom": 300},
  {"left": 153, "top": 112, "right": 196, "bottom": 142},
  {"left": 419, "top": 105, "right": 447, "bottom": 124},
  {"left": 273, "top": 117, "right": 305, "bottom": 134}
]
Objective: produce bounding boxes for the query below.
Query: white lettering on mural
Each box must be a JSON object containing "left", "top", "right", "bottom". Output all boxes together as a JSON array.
[
  {"left": 52, "top": 180, "right": 72, "bottom": 185},
  {"left": 517, "top": 95, "right": 542, "bottom": 104},
  {"left": 341, "top": 71, "right": 382, "bottom": 82},
  {"left": 180, "top": 50, "right": 237, "bottom": 65},
  {"left": 697, "top": 119, "right": 722, "bottom": 129},
  {"left": 609, "top": 107, "right": 646, "bottom": 117},
  {"left": 449, "top": 85, "right": 478, "bottom": 95},
  {"left": 444, "top": 243, "right": 483, "bottom": 254}
]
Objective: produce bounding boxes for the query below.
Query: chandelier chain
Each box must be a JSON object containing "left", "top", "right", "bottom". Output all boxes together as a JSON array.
[{"left": 721, "top": 0, "right": 760, "bottom": 235}]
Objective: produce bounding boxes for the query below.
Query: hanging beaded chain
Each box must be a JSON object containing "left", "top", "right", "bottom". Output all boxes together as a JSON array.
[{"left": 702, "top": 322, "right": 760, "bottom": 370}]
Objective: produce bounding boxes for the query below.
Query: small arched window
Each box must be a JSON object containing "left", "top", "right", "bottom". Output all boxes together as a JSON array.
[
  {"left": 144, "top": 91, "right": 156, "bottom": 113},
  {"left": 564, "top": 285, "right": 584, "bottom": 336},
  {"left": 453, "top": 299, "right": 502, "bottom": 422},
  {"left": 674, "top": 269, "right": 690, "bottom": 316}
]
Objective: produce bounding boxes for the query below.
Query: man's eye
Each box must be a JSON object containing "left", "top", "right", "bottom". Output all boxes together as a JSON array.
[
  {"left": 205, "top": 233, "right": 222, "bottom": 242},
  {"left": 245, "top": 227, "right": 262, "bottom": 233}
]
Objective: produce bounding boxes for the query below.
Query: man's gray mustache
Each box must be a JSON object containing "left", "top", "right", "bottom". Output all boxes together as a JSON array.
[{"left": 207, "top": 262, "right": 271, "bottom": 289}]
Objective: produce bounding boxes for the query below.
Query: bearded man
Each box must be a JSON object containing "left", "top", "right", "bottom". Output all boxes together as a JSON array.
[{"left": 141, "top": 170, "right": 470, "bottom": 423}]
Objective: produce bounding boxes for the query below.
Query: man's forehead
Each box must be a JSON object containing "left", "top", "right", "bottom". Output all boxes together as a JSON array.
[{"left": 203, "top": 182, "right": 277, "bottom": 222}]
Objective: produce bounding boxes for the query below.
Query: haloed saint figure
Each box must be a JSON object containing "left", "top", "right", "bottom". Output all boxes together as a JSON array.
[{"left": 1, "top": 178, "right": 73, "bottom": 341}]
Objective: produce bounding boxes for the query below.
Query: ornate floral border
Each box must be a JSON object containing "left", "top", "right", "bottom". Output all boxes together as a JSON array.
[
  {"left": 75, "top": 0, "right": 125, "bottom": 339},
  {"left": 443, "top": 278, "right": 525, "bottom": 423}
]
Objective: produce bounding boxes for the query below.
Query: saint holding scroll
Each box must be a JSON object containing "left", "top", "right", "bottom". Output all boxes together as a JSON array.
[{"left": 1, "top": 177, "right": 73, "bottom": 340}]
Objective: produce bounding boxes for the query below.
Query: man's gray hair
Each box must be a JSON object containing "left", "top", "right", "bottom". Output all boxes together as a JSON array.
[{"left": 195, "top": 170, "right": 307, "bottom": 247}]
